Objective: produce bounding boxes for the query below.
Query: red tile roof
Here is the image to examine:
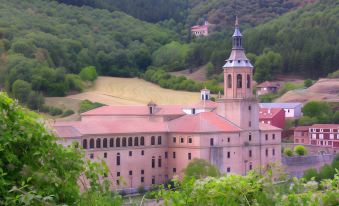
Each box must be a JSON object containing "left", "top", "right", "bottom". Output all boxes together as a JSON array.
[
  {"left": 259, "top": 108, "right": 284, "bottom": 119},
  {"left": 81, "top": 105, "right": 185, "bottom": 116},
  {"left": 168, "top": 112, "right": 241, "bottom": 133},
  {"left": 185, "top": 100, "right": 218, "bottom": 109},
  {"left": 259, "top": 123, "right": 282, "bottom": 131},
  {"left": 256, "top": 81, "right": 280, "bottom": 88},
  {"left": 310, "top": 124, "right": 339, "bottom": 129},
  {"left": 294, "top": 126, "right": 310, "bottom": 131},
  {"left": 54, "top": 118, "right": 168, "bottom": 136}
]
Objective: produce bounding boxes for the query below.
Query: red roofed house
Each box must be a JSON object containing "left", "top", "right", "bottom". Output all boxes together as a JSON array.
[
  {"left": 191, "top": 21, "right": 209, "bottom": 37},
  {"left": 54, "top": 18, "right": 282, "bottom": 193},
  {"left": 259, "top": 108, "right": 285, "bottom": 129},
  {"left": 256, "top": 81, "right": 280, "bottom": 96},
  {"left": 293, "top": 126, "right": 310, "bottom": 144}
]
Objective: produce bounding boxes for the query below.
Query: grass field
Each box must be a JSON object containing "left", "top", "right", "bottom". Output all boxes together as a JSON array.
[
  {"left": 69, "top": 76, "right": 201, "bottom": 105},
  {"left": 45, "top": 76, "right": 203, "bottom": 120}
]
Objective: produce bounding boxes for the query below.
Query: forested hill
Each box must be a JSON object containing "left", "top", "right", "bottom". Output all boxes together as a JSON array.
[
  {"left": 0, "top": 0, "right": 176, "bottom": 95},
  {"left": 245, "top": 0, "right": 339, "bottom": 78},
  {"left": 56, "top": 0, "right": 317, "bottom": 29}
]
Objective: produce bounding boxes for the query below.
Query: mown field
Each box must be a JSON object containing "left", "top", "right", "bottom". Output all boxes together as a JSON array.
[{"left": 45, "top": 76, "right": 202, "bottom": 120}]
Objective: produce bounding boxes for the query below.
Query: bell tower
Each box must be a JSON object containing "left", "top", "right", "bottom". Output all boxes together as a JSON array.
[{"left": 217, "top": 17, "right": 259, "bottom": 130}]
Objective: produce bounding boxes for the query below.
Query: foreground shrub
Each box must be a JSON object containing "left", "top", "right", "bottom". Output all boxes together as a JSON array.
[
  {"left": 0, "top": 92, "right": 83, "bottom": 205},
  {"left": 283, "top": 148, "right": 293, "bottom": 156},
  {"left": 294, "top": 145, "right": 308, "bottom": 156}
]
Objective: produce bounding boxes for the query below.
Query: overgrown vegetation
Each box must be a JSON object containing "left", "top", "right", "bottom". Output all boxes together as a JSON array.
[
  {"left": 296, "top": 101, "right": 339, "bottom": 125},
  {"left": 156, "top": 160, "right": 339, "bottom": 206},
  {"left": 79, "top": 100, "right": 105, "bottom": 113},
  {"left": 143, "top": 68, "right": 223, "bottom": 93},
  {"left": 0, "top": 92, "right": 122, "bottom": 205},
  {"left": 303, "top": 154, "right": 339, "bottom": 182}
]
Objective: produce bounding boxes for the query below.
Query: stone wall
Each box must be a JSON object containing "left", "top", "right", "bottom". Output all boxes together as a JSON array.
[{"left": 282, "top": 154, "right": 335, "bottom": 178}]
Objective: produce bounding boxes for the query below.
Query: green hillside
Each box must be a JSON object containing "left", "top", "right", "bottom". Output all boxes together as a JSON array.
[
  {"left": 0, "top": 0, "right": 176, "bottom": 96},
  {"left": 245, "top": 0, "right": 339, "bottom": 78}
]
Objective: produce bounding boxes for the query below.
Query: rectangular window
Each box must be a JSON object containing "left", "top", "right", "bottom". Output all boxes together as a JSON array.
[
  {"left": 249, "top": 121, "right": 251, "bottom": 127},
  {"left": 173, "top": 168, "right": 176, "bottom": 173},
  {"left": 188, "top": 138, "right": 192, "bottom": 143},
  {"left": 181, "top": 137, "right": 184, "bottom": 143},
  {"left": 249, "top": 164, "right": 253, "bottom": 170},
  {"left": 117, "top": 172, "right": 120, "bottom": 176},
  {"left": 273, "top": 149, "right": 275, "bottom": 156},
  {"left": 266, "top": 148, "right": 268, "bottom": 157},
  {"left": 116, "top": 180, "right": 120, "bottom": 185},
  {"left": 152, "top": 158, "right": 155, "bottom": 168},
  {"left": 188, "top": 153, "right": 191, "bottom": 160},
  {"left": 141, "top": 150, "right": 144, "bottom": 156},
  {"left": 129, "top": 170, "right": 132, "bottom": 175},
  {"left": 117, "top": 155, "right": 120, "bottom": 166},
  {"left": 249, "top": 150, "right": 252, "bottom": 157},
  {"left": 249, "top": 134, "right": 252, "bottom": 141},
  {"left": 152, "top": 176, "right": 155, "bottom": 184},
  {"left": 158, "top": 136, "right": 162, "bottom": 145},
  {"left": 141, "top": 170, "right": 144, "bottom": 175},
  {"left": 273, "top": 134, "right": 275, "bottom": 140},
  {"left": 227, "top": 167, "right": 231, "bottom": 173},
  {"left": 173, "top": 152, "right": 176, "bottom": 159},
  {"left": 104, "top": 152, "right": 107, "bottom": 158},
  {"left": 158, "top": 158, "right": 162, "bottom": 167},
  {"left": 141, "top": 177, "right": 144, "bottom": 183},
  {"left": 227, "top": 151, "right": 230, "bottom": 158},
  {"left": 129, "top": 151, "right": 132, "bottom": 156},
  {"left": 173, "top": 137, "right": 176, "bottom": 143},
  {"left": 248, "top": 106, "right": 251, "bottom": 110},
  {"left": 90, "top": 153, "right": 94, "bottom": 159},
  {"left": 227, "top": 137, "right": 230, "bottom": 143},
  {"left": 265, "top": 134, "right": 268, "bottom": 141},
  {"left": 165, "top": 152, "right": 168, "bottom": 159},
  {"left": 210, "top": 138, "right": 214, "bottom": 146}
]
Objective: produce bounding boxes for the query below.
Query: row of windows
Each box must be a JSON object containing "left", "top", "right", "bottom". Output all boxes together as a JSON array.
[
  {"left": 115, "top": 171, "right": 169, "bottom": 185},
  {"left": 83, "top": 136, "right": 162, "bottom": 149},
  {"left": 265, "top": 134, "right": 276, "bottom": 141},
  {"left": 227, "top": 74, "right": 251, "bottom": 89},
  {"left": 173, "top": 136, "right": 193, "bottom": 144}
]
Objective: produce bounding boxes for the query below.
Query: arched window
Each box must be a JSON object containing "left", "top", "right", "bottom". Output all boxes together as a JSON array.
[
  {"left": 96, "top": 138, "right": 101, "bottom": 148},
  {"left": 103, "top": 138, "right": 107, "bottom": 148},
  {"left": 89, "top": 139, "right": 94, "bottom": 149},
  {"left": 116, "top": 153, "right": 121, "bottom": 166},
  {"left": 128, "top": 137, "right": 133, "bottom": 146},
  {"left": 237, "top": 74, "right": 242, "bottom": 88},
  {"left": 151, "top": 136, "right": 155, "bottom": 145},
  {"left": 83, "top": 139, "right": 88, "bottom": 149},
  {"left": 110, "top": 138, "right": 114, "bottom": 147},
  {"left": 227, "top": 74, "right": 232, "bottom": 88},
  {"left": 140, "top": 136, "right": 145, "bottom": 146},
  {"left": 158, "top": 136, "right": 162, "bottom": 145},
  {"left": 116, "top": 138, "right": 120, "bottom": 147},
  {"left": 122, "top": 137, "right": 127, "bottom": 147},
  {"left": 134, "top": 137, "right": 139, "bottom": 146},
  {"left": 247, "top": 74, "right": 250, "bottom": 89}
]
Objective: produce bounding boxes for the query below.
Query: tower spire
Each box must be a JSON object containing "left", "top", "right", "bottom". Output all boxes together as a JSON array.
[{"left": 235, "top": 15, "right": 239, "bottom": 27}]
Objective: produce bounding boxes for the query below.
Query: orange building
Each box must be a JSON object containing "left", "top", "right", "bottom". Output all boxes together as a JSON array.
[{"left": 54, "top": 17, "right": 282, "bottom": 193}]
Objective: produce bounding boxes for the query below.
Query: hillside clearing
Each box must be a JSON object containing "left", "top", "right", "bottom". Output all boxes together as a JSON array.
[
  {"left": 170, "top": 66, "right": 207, "bottom": 82},
  {"left": 275, "top": 78, "right": 339, "bottom": 103}
]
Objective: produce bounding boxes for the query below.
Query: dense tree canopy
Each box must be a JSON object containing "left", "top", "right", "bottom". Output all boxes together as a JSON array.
[{"left": 0, "top": 0, "right": 176, "bottom": 96}]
